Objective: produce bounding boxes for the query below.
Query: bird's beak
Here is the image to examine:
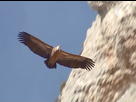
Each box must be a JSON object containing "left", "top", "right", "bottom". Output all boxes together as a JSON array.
[{"left": 59, "top": 45, "right": 61, "bottom": 49}]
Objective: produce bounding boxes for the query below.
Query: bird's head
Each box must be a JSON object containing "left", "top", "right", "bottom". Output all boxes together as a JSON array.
[
  {"left": 56, "top": 45, "right": 61, "bottom": 50},
  {"left": 50, "top": 45, "right": 61, "bottom": 56}
]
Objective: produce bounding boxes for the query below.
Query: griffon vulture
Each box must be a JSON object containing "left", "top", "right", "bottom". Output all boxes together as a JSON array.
[{"left": 18, "top": 32, "right": 95, "bottom": 71}]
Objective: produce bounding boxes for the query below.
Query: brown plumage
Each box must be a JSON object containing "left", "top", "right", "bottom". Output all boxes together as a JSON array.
[{"left": 18, "top": 31, "right": 95, "bottom": 71}]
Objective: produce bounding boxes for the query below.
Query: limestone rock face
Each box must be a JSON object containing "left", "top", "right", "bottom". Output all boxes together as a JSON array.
[{"left": 58, "top": 1, "right": 136, "bottom": 102}]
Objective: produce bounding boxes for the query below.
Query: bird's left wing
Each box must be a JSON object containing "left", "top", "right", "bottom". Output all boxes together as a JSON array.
[
  {"left": 57, "top": 50, "right": 95, "bottom": 71},
  {"left": 18, "top": 32, "right": 53, "bottom": 58}
]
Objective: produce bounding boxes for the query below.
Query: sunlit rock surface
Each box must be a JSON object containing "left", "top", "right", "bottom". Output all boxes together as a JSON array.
[{"left": 58, "top": 1, "right": 136, "bottom": 102}]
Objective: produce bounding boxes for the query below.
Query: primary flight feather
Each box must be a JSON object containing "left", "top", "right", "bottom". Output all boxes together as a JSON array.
[{"left": 18, "top": 31, "right": 95, "bottom": 71}]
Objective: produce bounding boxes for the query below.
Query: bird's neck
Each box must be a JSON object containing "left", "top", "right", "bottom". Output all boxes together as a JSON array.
[{"left": 51, "top": 47, "right": 59, "bottom": 57}]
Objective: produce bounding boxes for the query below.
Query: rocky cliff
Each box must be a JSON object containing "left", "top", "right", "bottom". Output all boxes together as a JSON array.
[{"left": 58, "top": 1, "right": 136, "bottom": 102}]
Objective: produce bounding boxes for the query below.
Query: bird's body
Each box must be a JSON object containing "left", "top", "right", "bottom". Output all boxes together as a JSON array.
[
  {"left": 45, "top": 45, "right": 61, "bottom": 68},
  {"left": 18, "top": 32, "right": 95, "bottom": 71}
]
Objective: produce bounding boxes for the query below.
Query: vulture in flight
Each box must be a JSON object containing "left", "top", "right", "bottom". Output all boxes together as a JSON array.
[{"left": 18, "top": 32, "right": 95, "bottom": 71}]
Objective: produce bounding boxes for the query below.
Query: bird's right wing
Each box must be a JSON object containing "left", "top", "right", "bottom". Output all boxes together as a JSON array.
[
  {"left": 18, "top": 32, "right": 53, "bottom": 58},
  {"left": 57, "top": 50, "right": 95, "bottom": 71}
]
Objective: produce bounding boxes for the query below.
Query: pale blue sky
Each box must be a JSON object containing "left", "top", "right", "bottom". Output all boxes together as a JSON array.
[{"left": 0, "top": 1, "right": 97, "bottom": 102}]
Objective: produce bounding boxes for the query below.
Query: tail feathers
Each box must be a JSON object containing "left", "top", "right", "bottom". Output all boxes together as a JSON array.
[{"left": 44, "top": 60, "right": 57, "bottom": 69}]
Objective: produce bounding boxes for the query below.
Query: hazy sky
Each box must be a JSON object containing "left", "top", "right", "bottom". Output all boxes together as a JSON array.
[{"left": 0, "top": 1, "right": 97, "bottom": 102}]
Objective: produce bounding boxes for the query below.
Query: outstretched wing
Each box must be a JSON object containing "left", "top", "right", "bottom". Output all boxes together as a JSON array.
[
  {"left": 18, "top": 31, "right": 53, "bottom": 58},
  {"left": 57, "top": 50, "right": 95, "bottom": 71}
]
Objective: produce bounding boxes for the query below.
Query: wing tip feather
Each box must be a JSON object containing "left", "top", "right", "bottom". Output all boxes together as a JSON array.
[
  {"left": 17, "top": 31, "right": 30, "bottom": 43},
  {"left": 84, "top": 58, "right": 95, "bottom": 71}
]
